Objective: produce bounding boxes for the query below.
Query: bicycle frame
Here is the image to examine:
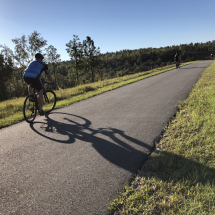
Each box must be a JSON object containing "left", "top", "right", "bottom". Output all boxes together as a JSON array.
[{"left": 23, "top": 81, "right": 57, "bottom": 123}]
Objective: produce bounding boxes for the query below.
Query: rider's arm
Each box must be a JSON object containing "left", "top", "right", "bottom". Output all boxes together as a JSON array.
[
  {"left": 43, "top": 63, "right": 55, "bottom": 84},
  {"left": 46, "top": 73, "right": 54, "bottom": 83}
]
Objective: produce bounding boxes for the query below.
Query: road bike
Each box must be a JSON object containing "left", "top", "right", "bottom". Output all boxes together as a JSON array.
[{"left": 23, "top": 81, "right": 56, "bottom": 123}]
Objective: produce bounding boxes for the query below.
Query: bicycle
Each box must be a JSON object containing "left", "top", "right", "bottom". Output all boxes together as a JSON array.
[
  {"left": 23, "top": 81, "right": 57, "bottom": 123},
  {"left": 176, "top": 61, "right": 180, "bottom": 69}
]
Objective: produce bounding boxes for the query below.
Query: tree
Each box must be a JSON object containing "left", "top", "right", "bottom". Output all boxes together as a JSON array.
[
  {"left": 45, "top": 45, "right": 61, "bottom": 82},
  {"left": 0, "top": 54, "right": 13, "bottom": 101},
  {"left": 27, "top": 31, "right": 47, "bottom": 61},
  {"left": 11, "top": 31, "right": 47, "bottom": 68},
  {"left": 66, "top": 35, "right": 84, "bottom": 85},
  {"left": 83, "top": 36, "right": 100, "bottom": 82},
  {"left": 1, "top": 31, "right": 47, "bottom": 86},
  {"left": 0, "top": 31, "right": 48, "bottom": 98},
  {"left": 212, "top": 40, "right": 215, "bottom": 50}
]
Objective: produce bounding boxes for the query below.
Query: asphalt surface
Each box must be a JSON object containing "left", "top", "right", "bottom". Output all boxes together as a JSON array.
[{"left": 0, "top": 61, "right": 213, "bottom": 215}]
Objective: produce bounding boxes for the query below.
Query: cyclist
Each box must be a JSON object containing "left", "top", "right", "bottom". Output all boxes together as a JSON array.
[
  {"left": 178, "top": 55, "right": 181, "bottom": 67},
  {"left": 23, "top": 53, "right": 55, "bottom": 116},
  {"left": 175, "top": 52, "right": 180, "bottom": 67}
]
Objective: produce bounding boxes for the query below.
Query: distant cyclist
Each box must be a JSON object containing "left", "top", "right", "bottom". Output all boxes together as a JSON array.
[
  {"left": 175, "top": 52, "right": 179, "bottom": 62},
  {"left": 178, "top": 55, "right": 181, "bottom": 65},
  {"left": 23, "top": 53, "right": 56, "bottom": 116},
  {"left": 174, "top": 52, "right": 180, "bottom": 68}
]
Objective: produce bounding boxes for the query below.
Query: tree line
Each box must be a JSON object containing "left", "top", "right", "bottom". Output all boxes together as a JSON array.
[
  {"left": 0, "top": 31, "right": 100, "bottom": 101},
  {"left": 0, "top": 31, "right": 215, "bottom": 102}
]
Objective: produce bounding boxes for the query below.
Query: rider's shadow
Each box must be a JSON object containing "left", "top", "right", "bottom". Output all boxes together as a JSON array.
[{"left": 30, "top": 112, "right": 153, "bottom": 172}]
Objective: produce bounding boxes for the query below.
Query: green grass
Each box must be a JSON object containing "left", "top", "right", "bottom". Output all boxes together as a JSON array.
[
  {"left": 0, "top": 61, "right": 195, "bottom": 129},
  {"left": 110, "top": 61, "right": 215, "bottom": 214}
]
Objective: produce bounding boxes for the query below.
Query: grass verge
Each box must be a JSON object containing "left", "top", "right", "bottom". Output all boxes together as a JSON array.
[
  {"left": 0, "top": 61, "right": 195, "bottom": 129},
  {"left": 110, "top": 61, "right": 215, "bottom": 214}
]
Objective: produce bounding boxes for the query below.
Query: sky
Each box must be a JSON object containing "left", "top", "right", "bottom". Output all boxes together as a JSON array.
[{"left": 0, "top": 0, "right": 215, "bottom": 61}]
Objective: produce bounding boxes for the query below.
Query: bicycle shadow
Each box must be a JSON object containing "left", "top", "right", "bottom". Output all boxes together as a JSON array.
[{"left": 30, "top": 112, "right": 153, "bottom": 172}]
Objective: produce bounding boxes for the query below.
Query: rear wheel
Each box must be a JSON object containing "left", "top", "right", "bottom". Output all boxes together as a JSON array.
[
  {"left": 23, "top": 95, "right": 37, "bottom": 123},
  {"left": 43, "top": 90, "right": 56, "bottom": 113}
]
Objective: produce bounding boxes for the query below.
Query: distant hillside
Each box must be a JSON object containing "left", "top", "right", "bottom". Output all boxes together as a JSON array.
[
  {"left": 1, "top": 40, "right": 214, "bottom": 102},
  {"left": 54, "top": 41, "right": 215, "bottom": 83}
]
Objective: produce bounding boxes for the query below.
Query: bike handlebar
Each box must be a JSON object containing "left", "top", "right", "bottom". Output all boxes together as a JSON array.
[
  {"left": 41, "top": 78, "right": 56, "bottom": 85},
  {"left": 43, "top": 81, "right": 55, "bottom": 85}
]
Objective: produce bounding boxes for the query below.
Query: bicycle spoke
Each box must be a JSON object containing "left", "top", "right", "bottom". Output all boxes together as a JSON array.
[
  {"left": 23, "top": 95, "right": 37, "bottom": 123},
  {"left": 43, "top": 90, "right": 56, "bottom": 113}
]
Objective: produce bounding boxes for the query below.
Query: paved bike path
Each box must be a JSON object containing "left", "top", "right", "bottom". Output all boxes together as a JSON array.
[{"left": 0, "top": 61, "right": 213, "bottom": 214}]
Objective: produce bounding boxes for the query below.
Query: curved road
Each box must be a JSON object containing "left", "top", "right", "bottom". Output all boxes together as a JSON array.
[{"left": 0, "top": 61, "right": 213, "bottom": 214}]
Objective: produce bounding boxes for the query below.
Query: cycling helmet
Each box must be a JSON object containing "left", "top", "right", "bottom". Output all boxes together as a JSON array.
[{"left": 35, "top": 53, "right": 44, "bottom": 60}]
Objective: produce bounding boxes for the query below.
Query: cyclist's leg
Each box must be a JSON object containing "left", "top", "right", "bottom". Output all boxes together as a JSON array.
[
  {"left": 24, "top": 77, "right": 34, "bottom": 95},
  {"left": 38, "top": 90, "right": 44, "bottom": 110},
  {"left": 28, "top": 85, "right": 34, "bottom": 95},
  {"left": 24, "top": 77, "right": 45, "bottom": 114},
  {"left": 34, "top": 78, "right": 44, "bottom": 111}
]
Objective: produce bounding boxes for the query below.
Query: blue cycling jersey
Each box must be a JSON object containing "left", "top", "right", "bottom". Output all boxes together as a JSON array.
[{"left": 24, "top": 60, "right": 49, "bottom": 78}]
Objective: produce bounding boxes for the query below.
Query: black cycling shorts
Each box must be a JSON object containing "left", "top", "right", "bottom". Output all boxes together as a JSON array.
[{"left": 24, "top": 77, "right": 43, "bottom": 92}]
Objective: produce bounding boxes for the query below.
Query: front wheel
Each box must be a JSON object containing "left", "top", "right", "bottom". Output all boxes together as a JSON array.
[
  {"left": 23, "top": 95, "right": 37, "bottom": 123},
  {"left": 43, "top": 90, "right": 56, "bottom": 113}
]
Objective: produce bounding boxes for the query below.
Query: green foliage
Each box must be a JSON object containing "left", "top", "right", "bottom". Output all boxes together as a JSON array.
[
  {"left": 65, "top": 35, "right": 100, "bottom": 85},
  {"left": 66, "top": 35, "right": 84, "bottom": 85},
  {"left": 45, "top": 45, "right": 61, "bottom": 83},
  {"left": 83, "top": 36, "right": 101, "bottom": 82},
  {"left": 11, "top": 31, "right": 47, "bottom": 68},
  {"left": 0, "top": 31, "right": 48, "bottom": 101},
  {"left": 1, "top": 30, "right": 215, "bottom": 102},
  {"left": 0, "top": 54, "right": 13, "bottom": 101}
]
